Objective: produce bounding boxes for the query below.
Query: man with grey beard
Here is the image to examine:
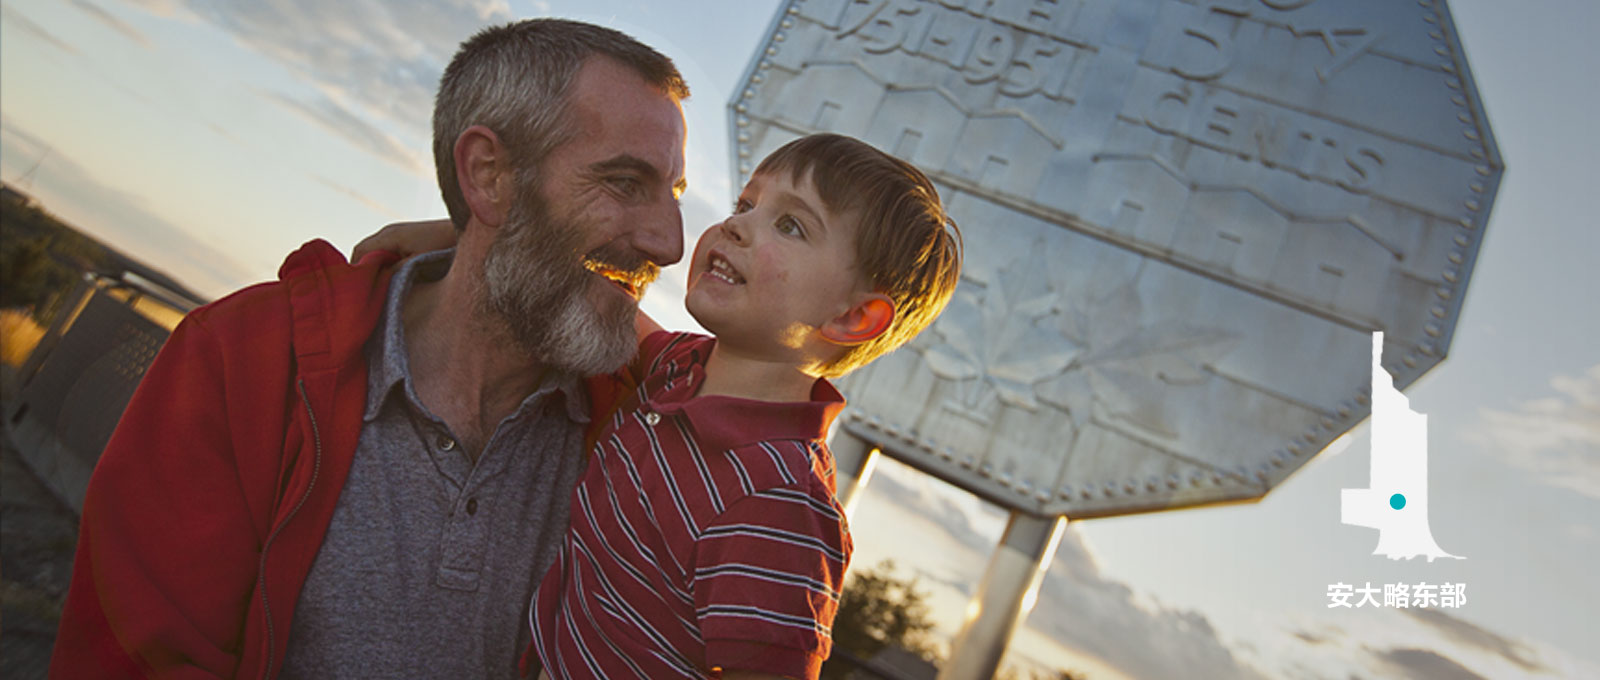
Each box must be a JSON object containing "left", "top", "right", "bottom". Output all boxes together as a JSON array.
[{"left": 52, "top": 19, "right": 688, "bottom": 679}]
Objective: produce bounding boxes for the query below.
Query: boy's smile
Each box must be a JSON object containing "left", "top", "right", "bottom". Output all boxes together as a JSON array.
[{"left": 686, "top": 169, "right": 869, "bottom": 365}]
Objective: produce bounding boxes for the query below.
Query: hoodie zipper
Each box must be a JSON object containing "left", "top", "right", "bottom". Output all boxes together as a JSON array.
[{"left": 256, "top": 378, "right": 324, "bottom": 680}]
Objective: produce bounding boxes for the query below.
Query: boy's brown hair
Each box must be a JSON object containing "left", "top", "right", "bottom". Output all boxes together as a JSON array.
[{"left": 754, "top": 134, "right": 963, "bottom": 378}]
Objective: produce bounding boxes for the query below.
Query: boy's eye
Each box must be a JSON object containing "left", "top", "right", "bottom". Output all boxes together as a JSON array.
[
  {"left": 776, "top": 215, "right": 805, "bottom": 237},
  {"left": 732, "top": 199, "right": 753, "bottom": 214}
]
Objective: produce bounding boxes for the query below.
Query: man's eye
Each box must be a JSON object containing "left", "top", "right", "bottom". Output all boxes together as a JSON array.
[{"left": 610, "top": 177, "right": 642, "bottom": 196}]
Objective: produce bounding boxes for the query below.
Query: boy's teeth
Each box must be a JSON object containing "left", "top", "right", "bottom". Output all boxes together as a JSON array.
[{"left": 709, "top": 256, "right": 741, "bottom": 283}]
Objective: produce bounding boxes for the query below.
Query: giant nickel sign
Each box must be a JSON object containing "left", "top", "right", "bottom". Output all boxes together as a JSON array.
[{"left": 729, "top": 0, "right": 1501, "bottom": 518}]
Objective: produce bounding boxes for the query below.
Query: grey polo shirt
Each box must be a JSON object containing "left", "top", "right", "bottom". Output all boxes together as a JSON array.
[{"left": 281, "top": 250, "right": 589, "bottom": 679}]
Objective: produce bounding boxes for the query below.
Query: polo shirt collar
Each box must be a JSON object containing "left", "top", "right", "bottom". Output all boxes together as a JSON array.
[
  {"left": 364, "top": 248, "right": 588, "bottom": 424},
  {"left": 641, "top": 336, "right": 845, "bottom": 453}
]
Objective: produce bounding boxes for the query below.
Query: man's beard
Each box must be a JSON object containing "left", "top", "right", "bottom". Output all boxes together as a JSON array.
[{"left": 480, "top": 179, "right": 657, "bottom": 376}]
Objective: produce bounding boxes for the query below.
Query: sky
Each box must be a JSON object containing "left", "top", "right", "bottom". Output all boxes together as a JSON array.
[{"left": 1, "top": 1, "right": 1596, "bottom": 678}]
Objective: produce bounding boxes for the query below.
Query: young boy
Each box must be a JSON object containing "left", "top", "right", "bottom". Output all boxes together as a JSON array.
[{"left": 359, "top": 134, "right": 961, "bottom": 679}]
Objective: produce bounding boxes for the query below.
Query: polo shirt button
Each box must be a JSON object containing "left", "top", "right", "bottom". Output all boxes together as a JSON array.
[
  {"left": 437, "top": 434, "right": 455, "bottom": 451},
  {"left": 644, "top": 412, "right": 661, "bottom": 426},
  {"left": 466, "top": 498, "right": 478, "bottom": 515}
]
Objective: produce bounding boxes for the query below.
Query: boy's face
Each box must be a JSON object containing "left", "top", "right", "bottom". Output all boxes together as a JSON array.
[{"left": 686, "top": 168, "right": 869, "bottom": 363}]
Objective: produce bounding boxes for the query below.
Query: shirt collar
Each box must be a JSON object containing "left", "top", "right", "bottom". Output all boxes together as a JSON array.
[
  {"left": 364, "top": 248, "right": 589, "bottom": 424},
  {"left": 641, "top": 335, "right": 846, "bottom": 452}
]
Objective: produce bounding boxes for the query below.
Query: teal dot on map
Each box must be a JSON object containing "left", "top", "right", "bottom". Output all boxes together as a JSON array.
[{"left": 1390, "top": 493, "right": 1406, "bottom": 510}]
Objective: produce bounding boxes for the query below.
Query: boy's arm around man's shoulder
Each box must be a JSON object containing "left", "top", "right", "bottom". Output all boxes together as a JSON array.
[{"left": 52, "top": 296, "right": 293, "bottom": 679}]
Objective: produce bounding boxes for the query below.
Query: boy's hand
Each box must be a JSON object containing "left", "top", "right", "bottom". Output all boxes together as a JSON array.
[{"left": 351, "top": 218, "right": 458, "bottom": 262}]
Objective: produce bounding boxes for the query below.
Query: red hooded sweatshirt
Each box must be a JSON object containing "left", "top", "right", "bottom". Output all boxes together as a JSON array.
[{"left": 50, "top": 240, "right": 401, "bottom": 679}]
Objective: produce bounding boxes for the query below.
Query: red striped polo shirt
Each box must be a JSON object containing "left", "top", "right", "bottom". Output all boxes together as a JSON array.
[{"left": 531, "top": 331, "right": 852, "bottom": 680}]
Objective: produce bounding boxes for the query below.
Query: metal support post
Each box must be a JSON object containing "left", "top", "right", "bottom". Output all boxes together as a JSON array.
[
  {"left": 828, "top": 430, "right": 880, "bottom": 519},
  {"left": 938, "top": 512, "right": 1067, "bottom": 680}
]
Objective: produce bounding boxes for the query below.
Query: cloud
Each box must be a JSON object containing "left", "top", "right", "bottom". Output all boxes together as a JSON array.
[
  {"left": 1368, "top": 647, "right": 1489, "bottom": 680},
  {"left": 864, "top": 463, "right": 1270, "bottom": 679},
  {"left": 3, "top": 5, "right": 83, "bottom": 55},
  {"left": 136, "top": 0, "right": 514, "bottom": 131},
  {"left": 1398, "top": 608, "right": 1548, "bottom": 673},
  {"left": 1468, "top": 364, "right": 1600, "bottom": 499},
  {"left": 67, "top": 0, "right": 152, "bottom": 47},
  {"left": 314, "top": 175, "right": 402, "bottom": 219},
  {"left": 263, "top": 90, "right": 425, "bottom": 174},
  {"left": 0, "top": 119, "right": 254, "bottom": 298},
  {"left": 1025, "top": 541, "right": 1274, "bottom": 680}
]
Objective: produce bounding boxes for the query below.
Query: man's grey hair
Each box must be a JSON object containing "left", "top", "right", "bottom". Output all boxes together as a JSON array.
[{"left": 433, "top": 19, "right": 690, "bottom": 228}]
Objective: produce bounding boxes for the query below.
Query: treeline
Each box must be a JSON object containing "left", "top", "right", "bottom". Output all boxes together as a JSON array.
[{"left": 0, "top": 185, "right": 113, "bottom": 325}]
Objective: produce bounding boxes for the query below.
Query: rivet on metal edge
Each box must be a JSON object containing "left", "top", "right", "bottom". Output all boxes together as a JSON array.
[
  {"left": 1103, "top": 482, "right": 1118, "bottom": 497},
  {"left": 940, "top": 448, "right": 954, "bottom": 461},
  {"left": 1434, "top": 46, "right": 1449, "bottom": 56},
  {"left": 1429, "top": 30, "right": 1443, "bottom": 39},
  {"left": 1256, "top": 467, "right": 1270, "bottom": 482},
  {"left": 1060, "top": 485, "right": 1074, "bottom": 499},
  {"left": 787, "top": 5, "right": 800, "bottom": 14},
  {"left": 751, "top": 75, "right": 764, "bottom": 85},
  {"left": 1464, "top": 130, "right": 1480, "bottom": 141},
  {"left": 1453, "top": 235, "right": 1470, "bottom": 247},
  {"left": 1271, "top": 452, "right": 1286, "bottom": 468},
  {"left": 1211, "top": 472, "right": 1224, "bottom": 485},
  {"left": 781, "top": 19, "right": 795, "bottom": 29},
  {"left": 1321, "top": 417, "right": 1335, "bottom": 430},
  {"left": 738, "top": 147, "right": 750, "bottom": 158},
  {"left": 1146, "top": 478, "right": 1159, "bottom": 492},
  {"left": 1425, "top": 323, "right": 1441, "bottom": 337},
  {"left": 1476, "top": 165, "right": 1491, "bottom": 176},
  {"left": 868, "top": 415, "right": 883, "bottom": 428},
  {"left": 1442, "top": 63, "right": 1456, "bottom": 74},
  {"left": 743, "top": 89, "right": 756, "bottom": 99},
  {"left": 1446, "top": 78, "right": 1461, "bottom": 90},
  {"left": 1036, "top": 490, "right": 1051, "bottom": 503},
  {"left": 978, "top": 463, "right": 993, "bottom": 478},
  {"left": 1424, "top": 14, "right": 1438, "bottom": 24},
  {"left": 1337, "top": 403, "right": 1353, "bottom": 419},
  {"left": 1080, "top": 487, "right": 1094, "bottom": 500},
  {"left": 1458, "top": 113, "right": 1472, "bottom": 124},
  {"left": 1466, "top": 199, "right": 1481, "bottom": 211},
  {"left": 1436, "top": 287, "right": 1452, "bottom": 300},
  {"left": 1470, "top": 182, "right": 1485, "bottom": 193},
  {"left": 760, "top": 60, "right": 773, "bottom": 70},
  {"left": 1451, "top": 95, "right": 1466, "bottom": 106},
  {"left": 1448, "top": 251, "right": 1464, "bottom": 264},
  {"left": 738, "top": 162, "right": 751, "bottom": 173},
  {"left": 1288, "top": 442, "right": 1302, "bottom": 455},
  {"left": 1123, "top": 480, "right": 1136, "bottom": 494},
  {"left": 737, "top": 132, "right": 750, "bottom": 142},
  {"left": 774, "top": 33, "right": 786, "bottom": 42},
  {"left": 1420, "top": 343, "right": 1436, "bottom": 356},
  {"left": 1457, "top": 217, "right": 1474, "bottom": 229},
  {"left": 1431, "top": 305, "right": 1448, "bottom": 318},
  {"left": 736, "top": 115, "right": 750, "bottom": 127},
  {"left": 766, "top": 46, "right": 779, "bottom": 56},
  {"left": 960, "top": 457, "right": 975, "bottom": 469},
  {"left": 1404, "top": 355, "right": 1419, "bottom": 368},
  {"left": 1167, "top": 475, "right": 1180, "bottom": 489}
]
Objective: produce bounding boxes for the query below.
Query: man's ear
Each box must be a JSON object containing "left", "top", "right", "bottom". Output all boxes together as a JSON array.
[
  {"left": 820, "top": 294, "right": 895, "bottom": 345},
  {"left": 455, "top": 125, "right": 512, "bottom": 228}
]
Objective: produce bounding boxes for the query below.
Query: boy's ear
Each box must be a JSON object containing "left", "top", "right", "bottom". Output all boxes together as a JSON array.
[{"left": 820, "top": 294, "right": 895, "bottom": 346}]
